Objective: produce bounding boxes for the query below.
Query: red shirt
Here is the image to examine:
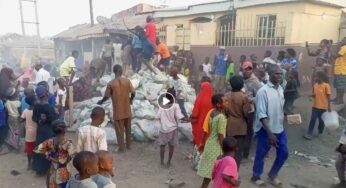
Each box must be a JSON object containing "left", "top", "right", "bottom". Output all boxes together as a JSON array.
[{"left": 146, "top": 21, "right": 156, "bottom": 48}]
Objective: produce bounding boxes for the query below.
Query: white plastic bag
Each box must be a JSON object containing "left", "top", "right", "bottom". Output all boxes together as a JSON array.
[
  {"left": 102, "top": 125, "right": 117, "bottom": 145},
  {"left": 136, "top": 119, "right": 160, "bottom": 140},
  {"left": 322, "top": 111, "right": 339, "bottom": 131}
]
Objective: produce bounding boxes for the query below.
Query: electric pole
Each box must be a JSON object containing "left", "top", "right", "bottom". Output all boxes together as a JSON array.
[{"left": 89, "top": 0, "right": 94, "bottom": 26}]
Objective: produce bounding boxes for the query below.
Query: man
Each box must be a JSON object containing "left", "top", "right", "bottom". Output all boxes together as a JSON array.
[
  {"left": 60, "top": 50, "right": 78, "bottom": 84},
  {"left": 242, "top": 61, "right": 263, "bottom": 160},
  {"left": 252, "top": 65, "right": 288, "bottom": 187},
  {"left": 213, "top": 46, "right": 228, "bottom": 93},
  {"left": 131, "top": 26, "right": 143, "bottom": 73},
  {"left": 145, "top": 15, "right": 156, "bottom": 48},
  {"left": 101, "top": 39, "right": 115, "bottom": 74},
  {"left": 34, "top": 64, "right": 51, "bottom": 85},
  {"left": 156, "top": 38, "right": 171, "bottom": 72},
  {"left": 138, "top": 29, "right": 156, "bottom": 73},
  {"left": 333, "top": 37, "right": 346, "bottom": 105},
  {"left": 98, "top": 65, "right": 135, "bottom": 153}
]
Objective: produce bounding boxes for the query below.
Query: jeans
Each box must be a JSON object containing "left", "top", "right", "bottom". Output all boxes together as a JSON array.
[
  {"left": 244, "top": 112, "right": 254, "bottom": 159},
  {"left": 177, "top": 99, "right": 188, "bottom": 118},
  {"left": 336, "top": 153, "right": 346, "bottom": 182},
  {"left": 253, "top": 128, "right": 289, "bottom": 179},
  {"left": 307, "top": 108, "right": 326, "bottom": 135}
]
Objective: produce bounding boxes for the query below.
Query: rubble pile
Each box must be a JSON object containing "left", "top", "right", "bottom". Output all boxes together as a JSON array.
[{"left": 66, "top": 67, "right": 196, "bottom": 145}]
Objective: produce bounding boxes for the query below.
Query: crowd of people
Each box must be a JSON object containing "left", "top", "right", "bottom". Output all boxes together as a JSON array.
[{"left": 0, "top": 12, "right": 346, "bottom": 188}]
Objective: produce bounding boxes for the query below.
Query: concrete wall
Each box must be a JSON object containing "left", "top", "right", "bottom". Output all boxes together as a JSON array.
[{"left": 235, "top": 2, "right": 342, "bottom": 44}]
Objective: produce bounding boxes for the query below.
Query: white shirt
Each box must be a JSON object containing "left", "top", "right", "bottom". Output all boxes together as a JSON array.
[
  {"left": 56, "top": 88, "right": 67, "bottom": 107},
  {"left": 77, "top": 125, "right": 108, "bottom": 153},
  {"left": 157, "top": 103, "right": 184, "bottom": 133},
  {"left": 5, "top": 100, "right": 21, "bottom": 117},
  {"left": 202, "top": 63, "right": 212, "bottom": 77},
  {"left": 35, "top": 68, "right": 51, "bottom": 84}
]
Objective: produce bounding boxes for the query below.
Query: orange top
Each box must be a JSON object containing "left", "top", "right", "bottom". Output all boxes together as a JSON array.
[
  {"left": 156, "top": 43, "right": 170, "bottom": 59},
  {"left": 313, "top": 82, "right": 331, "bottom": 110}
]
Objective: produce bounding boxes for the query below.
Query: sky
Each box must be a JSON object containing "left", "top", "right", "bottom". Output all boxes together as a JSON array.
[{"left": 0, "top": 0, "right": 221, "bottom": 37}]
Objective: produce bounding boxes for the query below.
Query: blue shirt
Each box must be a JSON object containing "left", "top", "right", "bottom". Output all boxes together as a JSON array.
[
  {"left": 48, "top": 94, "right": 56, "bottom": 106},
  {"left": 141, "top": 38, "right": 154, "bottom": 60},
  {"left": 0, "top": 99, "right": 6, "bottom": 127},
  {"left": 21, "top": 97, "right": 30, "bottom": 112},
  {"left": 214, "top": 53, "right": 227, "bottom": 76},
  {"left": 255, "top": 81, "right": 285, "bottom": 134},
  {"left": 282, "top": 58, "right": 297, "bottom": 70},
  {"left": 132, "top": 35, "right": 142, "bottom": 49}
]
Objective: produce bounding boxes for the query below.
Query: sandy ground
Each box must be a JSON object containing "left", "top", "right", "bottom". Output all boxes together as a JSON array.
[{"left": 0, "top": 88, "right": 345, "bottom": 188}]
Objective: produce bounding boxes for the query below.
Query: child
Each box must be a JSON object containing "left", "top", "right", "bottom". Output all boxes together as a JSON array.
[
  {"left": 21, "top": 95, "right": 37, "bottom": 170},
  {"left": 56, "top": 78, "right": 67, "bottom": 117},
  {"left": 202, "top": 57, "right": 212, "bottom": 78},
  {"left": 34, "top": 120, "right": 74, "bottom": 188},
  {"left": 284, "top": 71, "right": 298, "bottom": 115},
  {"left": 181, "top": 61, "right": 190, "bottom": 78},
  {"left": 225, "top": 75, "right": 251, "bottom": 168},
  {"left": 303, "top": 71, "right": 331, "bottom": 140},
  {"left": 67, "top": 151, "right": 99, "bottom": 188},
  {"left": 157, "top": 88, "right": 187, "bottom": 167},
  {"left": 225, "top": 55, "right": 235, "bottom": 86},
  {"left": 169, "top": 66, "right": 188, "bottom": 118},
  {"left": 77, "top": 106, "right": 107, "bottom": 153},
  {"left": 312, "top": 57, "right": 329, "bottom": 84},
  {"left": 212, "top": 137, "right": 240, "bottom": 188},
  {"left": 197, "top": 94, "right": 227, "bottom": 188},
  {"left": 92, "top": 150, "right": 116, "bottom": 188},
  {"left": 4, "top": 87, "right": 21, "bottom": 150},
  {"left": 21, "top": 86, "right": 35, "bottom": 112},
  {"left": 32, "top": 85, "right": 59, "bottom": 176},
  {"left": 334, "top": 126, "right": 346, "bottom": 188}
]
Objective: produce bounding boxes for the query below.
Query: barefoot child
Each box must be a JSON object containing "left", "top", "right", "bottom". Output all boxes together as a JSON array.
[
  {"left": 56, "top": 78, "right": 67, "bottom": 118},
  {"left": 158, "top": 88, "right": 188, "bottom": 167},
  {"left": 21, "top": 95, "right": 37, "bottom": 170},
  {"left": 77, "top": 107, "right": 107, "bottom": 153},
  {"left": 212, "top": 137, "right": 240, "bottom": 188},
  {"left": 34, "top": 120, "right": 74, "bottom": 188},
  {"left": 169, "top": 66, "right": 188, "bottom": 118},
  {"left": 68, "top": 151, "right": 99, "bottom": 188},
  {"left": 197, "top": 94, "right": 227, "bottom": 188},
  {"left": 92, "top": 150, "right": 116, "bottom": 188},
  {"left": 303, "top": 71, "right": 331, "bottom": 140}
]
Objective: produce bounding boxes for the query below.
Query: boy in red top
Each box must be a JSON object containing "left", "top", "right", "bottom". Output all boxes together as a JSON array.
[{"left": 146, "top": 15, "right": 156, "bottom": 48}]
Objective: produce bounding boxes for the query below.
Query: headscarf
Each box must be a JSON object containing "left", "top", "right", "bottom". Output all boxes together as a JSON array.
[
  {"left": 0, "top": 68, "right": 16, "bottom": 99},
  {"left": 191, "top": 82, "right": 213, "bottom": 145}
]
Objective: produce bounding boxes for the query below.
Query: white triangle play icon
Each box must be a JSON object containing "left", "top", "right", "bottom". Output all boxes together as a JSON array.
[{"left": 163, "top": 97, "right": 170, "bottom": 105}]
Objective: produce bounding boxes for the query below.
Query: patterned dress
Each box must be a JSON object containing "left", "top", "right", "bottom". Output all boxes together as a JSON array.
[
  {"left": 197, "top": 112, "right": 227, "bottom": 179},
  {"left": 34, "top": 138, "right": 74, "bottom": 188}
]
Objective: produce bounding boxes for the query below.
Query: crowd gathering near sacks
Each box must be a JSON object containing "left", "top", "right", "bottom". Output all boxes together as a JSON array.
[{"left": 0, "top": 13, "right": 346, "bottom": 187}]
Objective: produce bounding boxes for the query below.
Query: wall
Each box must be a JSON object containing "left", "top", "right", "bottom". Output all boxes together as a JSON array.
[{"left": 235, "top": 2, "right": 342, "bottom": 44}]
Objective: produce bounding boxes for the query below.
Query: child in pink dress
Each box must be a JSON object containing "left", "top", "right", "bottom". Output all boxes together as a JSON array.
[{"left": 212, "top": 137, "right": 240, "bottom": 188}]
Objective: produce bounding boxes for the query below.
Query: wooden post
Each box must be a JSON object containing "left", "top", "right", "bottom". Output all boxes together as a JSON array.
[{"left": 68, "top": 86, "right": 74, "bottom": 127}]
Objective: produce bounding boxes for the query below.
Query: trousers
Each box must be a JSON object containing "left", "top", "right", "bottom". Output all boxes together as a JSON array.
[
  {"left": 253, "top": 128, "right": 289, "bottom": 179},
  {"left": 307, "top": 107, "right": 326, "bottom": 135},
  {"left": 114, "top": 118, "right": 131, "bottom": 152},
  {"left": 336, "top": 153, "right": 346, "bottom": 182}
]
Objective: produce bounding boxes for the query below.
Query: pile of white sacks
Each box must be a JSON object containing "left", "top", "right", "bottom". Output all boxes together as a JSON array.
[{"left": 65, "top": 67, "right": 196, "bottom": 145}]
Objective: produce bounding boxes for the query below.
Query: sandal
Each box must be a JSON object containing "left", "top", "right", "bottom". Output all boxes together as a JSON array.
[
  {"left": 268, "top": 177, "right": 283, "bottom": 188},
  {"left": 251, "top": 177, "right": 266, "bottom": 187}
]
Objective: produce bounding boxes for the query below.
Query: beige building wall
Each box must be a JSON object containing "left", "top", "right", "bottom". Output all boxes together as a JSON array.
[
  {"left": 190, "top": 22, "right": 217, "bottom": 45},
  {"left": 235, "top": 2, "right": 342, "bottom": 44}
]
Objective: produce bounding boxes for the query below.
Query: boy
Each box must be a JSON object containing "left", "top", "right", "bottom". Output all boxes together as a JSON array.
[
  {"left": 284, "top": 71, "right": 298, "bottom": 115},
  {"left": 334, "top": 126, "right": 346, "bottom": 188},
  {"left": 303, "top": 71, "right": 331, "bottom": 140},
  {"left": 202, "top": 57, "right": 212, "bottom": 78},
  {"left": 21, "top": 86, "right": 35, "bottom": 112},
  {"left": 67, "top": 151, "right": 99, "bottom": 188},
  {"left": 169, "top": 66, "right": 188, "bottom": 118},
  {"left": 77, "top": 107, "right": 107, "bottom": 152},
  {"left": 92, "top": 150, "right": 116, "bottom": 188},
  {"left": 158, "top": 88, "right": 187, "bottom": 167}
]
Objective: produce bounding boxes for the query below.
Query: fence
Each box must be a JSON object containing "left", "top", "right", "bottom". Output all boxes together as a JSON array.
[
  {"left": 157, "top": 26, "right": 167, "bottom": 43},
  {"left": 216, "top": 17, "right": 286, "bottom": 47}
]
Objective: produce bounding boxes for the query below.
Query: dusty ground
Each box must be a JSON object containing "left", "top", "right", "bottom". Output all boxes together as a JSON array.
[{"left": 0, "top": 87, "right": 345, "bottom": 188}]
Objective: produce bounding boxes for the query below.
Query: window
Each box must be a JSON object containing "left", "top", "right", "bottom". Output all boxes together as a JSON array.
[
  {"left": 176, "top": 24, "right": 183, "bottom": 29},
  {"left": 257, "top": 15, "right": 276, "bottom": 38}
]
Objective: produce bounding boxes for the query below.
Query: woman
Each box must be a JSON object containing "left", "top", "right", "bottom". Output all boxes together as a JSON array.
[{"left": 190, "top": 79, "right": 213, "bottom": 170}]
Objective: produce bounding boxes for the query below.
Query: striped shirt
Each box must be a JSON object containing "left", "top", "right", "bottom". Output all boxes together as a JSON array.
[{"left": 77, "top": 125, "right": 108, "bottom": 153}]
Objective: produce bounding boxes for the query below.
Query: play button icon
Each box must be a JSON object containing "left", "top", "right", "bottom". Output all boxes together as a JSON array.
[{"left": 158, "top": 92, "right": 175, "bottom": 109}]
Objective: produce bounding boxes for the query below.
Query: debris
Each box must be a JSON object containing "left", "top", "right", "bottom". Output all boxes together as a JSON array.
[{"left": 165, "top": 179, "right": 185, "bottom": 188}]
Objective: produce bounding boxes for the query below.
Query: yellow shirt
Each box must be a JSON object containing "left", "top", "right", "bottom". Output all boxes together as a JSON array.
[
  {"left": 335, "top": 45, "right": 346, "bottom": 75},
  {"left": 313, "top": 82, "right": 331, "bottom": 110},
  {"left": 60, "top": 56, "right": 76, "bottom": 77}
]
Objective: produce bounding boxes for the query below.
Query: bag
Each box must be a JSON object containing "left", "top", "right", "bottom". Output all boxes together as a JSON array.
[{"left": 322, "top": 111, "right": 339, "bottom": 131}]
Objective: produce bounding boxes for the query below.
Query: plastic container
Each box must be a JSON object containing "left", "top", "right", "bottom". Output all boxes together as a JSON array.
[{"left": 322, "top": 111, "right": 339, "bottom": 131}]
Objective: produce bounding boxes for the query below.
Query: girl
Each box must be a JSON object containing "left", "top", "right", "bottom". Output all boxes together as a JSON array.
[
  {"left": 197, "top": 94, "right": 227, "bottom": 188},
  {"left": 190, "top": 81, "right": 213, "bottom": 170},
  {"left": 34, "top": 120, "right": 74, "bottom": 188},
  {"left": 32, "top": 85, "right": 58, "bottom": 176},
  {"left": 56, "top": 78, "right": 67, "bottom": 118},
  {"left": 212, "top": 137, "right": 240, "bottom": 188},
  {"left": 21, "top": 95, "right": 37, "bottom": 170}
]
